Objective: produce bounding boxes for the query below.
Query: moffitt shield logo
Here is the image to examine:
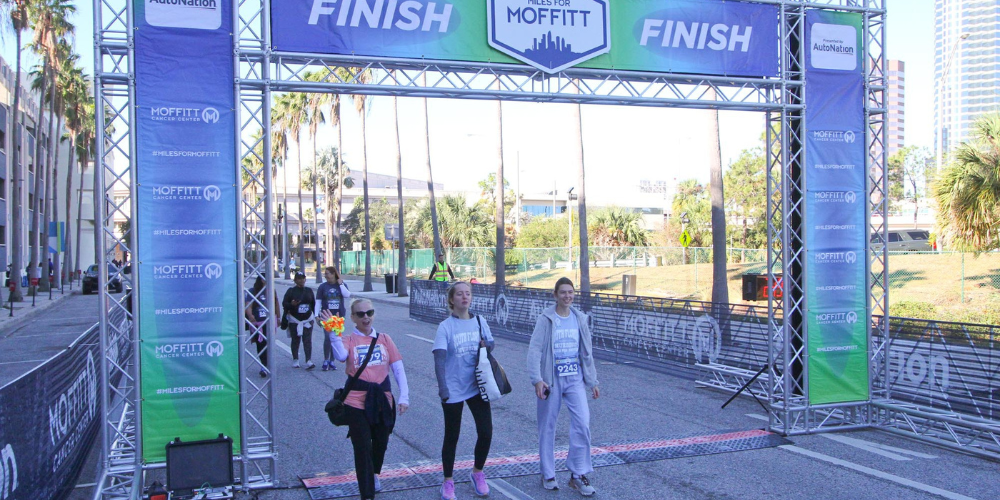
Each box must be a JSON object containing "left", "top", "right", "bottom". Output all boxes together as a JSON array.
[
  {"left": 487, "top": 0, "right": 610, "bottom": 74},
  {"left": 204, "top": 263, "right": 223, "bottom": 279},
  {"left": 845, "top": 191, "right": 858, "bottom": 204},
  {"left": 201, "top": 107, "right": 220, "bottom": 124},
  {"left": 206, "top": 341, "right": 224, "bottom": 357},
  {"left": 203, "top": 185, "right": 222, "bottom": 201}
]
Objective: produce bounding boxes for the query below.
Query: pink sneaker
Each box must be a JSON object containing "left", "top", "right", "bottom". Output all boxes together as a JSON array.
[
  {"left": 441, "top": 479, "right": 456, "bottom": 500},
  {"left": 471, "top": 471, "right": 490, "bottom": 496}
]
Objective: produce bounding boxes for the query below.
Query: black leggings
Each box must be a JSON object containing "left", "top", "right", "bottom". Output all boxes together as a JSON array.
[
  {"left": 441, "top": 395, "right": 492, "bottom": 478},
  {"left": 290, "top": 326, "right": 312, "bottom": 361},
  {"left": 345, "top": 406, "right": 393, "bottom": 500}
]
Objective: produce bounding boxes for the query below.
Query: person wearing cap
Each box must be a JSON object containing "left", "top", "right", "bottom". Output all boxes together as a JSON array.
[
  {"left": 428, "top": 252, "right": 456, "bottom": 282},
  {"left": 282, "top": 272, "right": 317, "bottom": 369}
]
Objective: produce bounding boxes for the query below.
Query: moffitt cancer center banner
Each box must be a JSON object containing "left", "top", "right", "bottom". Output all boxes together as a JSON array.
[
  {"left": 135, "top": 0, "right": 241, "bottom": 461},
  {"left": 272, "top": 0, "right": 780, "bottom": 77},
  {"left": 804, "top": 10, "right": 869, "bottom": 405}
]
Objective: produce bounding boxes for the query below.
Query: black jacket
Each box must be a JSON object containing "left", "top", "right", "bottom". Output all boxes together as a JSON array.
[{"left": 282, "top": 286, "right": 316, "bottom": 321}]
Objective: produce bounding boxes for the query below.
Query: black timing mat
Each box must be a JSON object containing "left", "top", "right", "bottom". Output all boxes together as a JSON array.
[{"left": 299, "top": 429, "right": 790, "bottom": 499}]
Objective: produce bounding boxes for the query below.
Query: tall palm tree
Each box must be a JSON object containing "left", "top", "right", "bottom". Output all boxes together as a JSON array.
[
  {"left": 270, "top": 97, "right": 293, "bottom": 277},
  {"left": 3, "top": 0, "right": 32, "bottom": 300},
  {"left": 933, "top": 112, "right": 1000, "bottom": 251},
  {"left": 423, "top": 73, "right": 442, "bottom": 258},
  {"left": 303, "top": 147, "right": 353, "bottom": 244},
  {"left": 50, "top": 44, "right": 77, "bottom": 288},
  {"left": 571, "top": 95, "right": 590, "bottom": 294},
  {"left": 351, "top": 70, "right": 374, "bottom": 291},
  {"left": 304, "top": 81, "right": 327, "bottom": 282},
  {"left": 391, "top": 81, "right": 407, "bottom": 296},
  {"left": 329, "top": 86, "right": 345, "bottom": 267},
  {"left": 707, "top": 89, "right": 729, "bottom": 314},
  {"left": 494, "top": 97, "right": 505, "bottom": 287},
  {"left": 73, "top": 100, "right": 95, "bottom": 281},
  {"left": 61, "top": 62, "right": 87, "bottom": 287}
]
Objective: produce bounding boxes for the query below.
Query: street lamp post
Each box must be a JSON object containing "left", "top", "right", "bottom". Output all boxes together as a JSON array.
[{"left": 936, "top": 32, "right": 970, "bottom": 173}]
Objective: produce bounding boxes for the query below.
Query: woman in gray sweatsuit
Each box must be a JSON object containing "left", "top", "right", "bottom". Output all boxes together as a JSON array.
[{"left": 527, "top": 277, "right": 599, "bottom": 496}]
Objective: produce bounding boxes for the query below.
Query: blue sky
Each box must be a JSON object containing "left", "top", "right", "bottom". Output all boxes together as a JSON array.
[{"left": 3, "top": 1, "right": 935, "bottom": 199}]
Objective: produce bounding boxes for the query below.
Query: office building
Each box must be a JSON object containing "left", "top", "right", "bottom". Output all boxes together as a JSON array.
[{"left": 887, "top": 59, "right": 905, "bottom": 157}]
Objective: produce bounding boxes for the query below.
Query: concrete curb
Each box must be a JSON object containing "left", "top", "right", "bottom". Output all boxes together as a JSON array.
[{"left": 0, "top": 289, "right": 77, "bottom": 336}]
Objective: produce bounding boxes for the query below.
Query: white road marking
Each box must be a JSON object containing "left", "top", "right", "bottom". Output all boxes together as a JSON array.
[
  {"left": 487, "top": 478, "right": 535, "bottom": 500},
  {"left": 406, "top": 334, "right": 434, "bottom": 344},
  {"left": 745, "top": 413, "right": 937, "bottom": 461},
  {"left": 780, "top": 445, "right": 978, "bottom": 500},
  {"left": 274, "top": 338, "right": 292, "bottom": 355}
]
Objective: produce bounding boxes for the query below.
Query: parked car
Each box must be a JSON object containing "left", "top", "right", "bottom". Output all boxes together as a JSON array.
[
  {"left": 870, "top": 229, "right": 932, "bottom": 252},
  {"left": 82, "top": 264, "right": 124, "bottom": 294}
]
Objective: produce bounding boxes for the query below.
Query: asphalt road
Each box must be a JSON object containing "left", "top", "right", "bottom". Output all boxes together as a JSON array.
[{"left": 27, "top": 281, "right": 1000, "bottom": 500}]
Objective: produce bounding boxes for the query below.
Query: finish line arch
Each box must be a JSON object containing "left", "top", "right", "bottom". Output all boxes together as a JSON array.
[{"left": 92, "top": 1, "right": 888, "bottom": 497}]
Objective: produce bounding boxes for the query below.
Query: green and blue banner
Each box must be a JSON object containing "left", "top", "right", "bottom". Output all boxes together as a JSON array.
[
  {"left": 134, "top": 0, "right": 240, "bottom": 461},
  {"left": 804, "top": 9, "right": 868, "bottom": 404},
  {"left": 48, "top": 221, "right": 65, "bottom": 253},
  {"left": 272, "top": 0, "right": 779, "bottom": 77}
]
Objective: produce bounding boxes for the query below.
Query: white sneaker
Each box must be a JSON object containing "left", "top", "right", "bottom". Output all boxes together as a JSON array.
[
  {"left": 292, "top": 360, "right": 300, "bottom": 368},
  {"left": 305, "top": 361, "right": 316, "bottom": 371},
  {"left": 542, "top": 476, "right": 559, "bottom": 490},
  {"left": 568, "top": 474, "right": 595, "bottom": 497}
]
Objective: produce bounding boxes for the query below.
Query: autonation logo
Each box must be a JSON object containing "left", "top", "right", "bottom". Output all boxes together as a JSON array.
[
  {"left": 152, "top": 263, "right": 223, "bottom": 280},
  {"left": 814, "top": 251, "right": 858, "bottom": 265},
  {"left": 812, "top": 130, "right": 857, "bottom": 143},
  {"left": 814, "top": 191, "right": 858, "bottom": 204},
  {"left": 151, "top": 185, "right": 222, "bottom": 201},
  {"left": 154, "top": 341, "right": 224, "bottom": 359},
  {"left": 816, "top": 311, "right": 859, "bottom": 325},
  {"left": 145, "top": 0, "right": 221, "bottom": 30},
  {"left": 811, "top": 22, "right": 858, "bottom": 71}
]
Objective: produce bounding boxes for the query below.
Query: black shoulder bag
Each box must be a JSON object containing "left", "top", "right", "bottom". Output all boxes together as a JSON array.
[{"left": 325, "top": 334, "right": 379, "bottom": 426}]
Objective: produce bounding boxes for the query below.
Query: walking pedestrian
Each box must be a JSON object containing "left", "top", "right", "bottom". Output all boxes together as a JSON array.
[
  {"left": 428, "top": 252, "right": 456, "bottom": 282},
  {"left": 245, "top": 275, "right": 279, "bottom": 378},
  {"left": 282, "top": 272, "right": 316, "bottom": 369},
  {"left": 433, "top": 281, "right": 495, "bottom": 500},
  {"left": 317, "top": 266, "right": 351, "bottom": 371},
  {"left": 322, "top": 299, "right": 410, "bottom": 500},
  {"left": 528, "top": 277, "right": 600, "bottom": 496}
]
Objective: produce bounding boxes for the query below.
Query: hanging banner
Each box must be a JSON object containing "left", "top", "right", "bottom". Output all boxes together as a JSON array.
[
  {"left": 804, "top": 9, "right": 868, "bottom": 405},
  {"left": 48, "top": 221, "right": 65, "bottom": 253},
  {"left": 272, "top": 0, "right": 779, "bottom": 77},
  {"left": 134, "top": 0, "right": 241, "bottom": 462}
]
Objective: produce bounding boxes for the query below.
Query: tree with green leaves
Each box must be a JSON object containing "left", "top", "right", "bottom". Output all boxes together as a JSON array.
[
  {"left": 724, "top": 147, "right": 767, "bottom": 250},
  {"left": 888, "top": 146, "right": 932, "bottom": 229},
  {"left": 932, "top": 112, "right": 1000, "bottom": 251},
  {"left": 302, "top": 146, "right": 353, "bottom": 257},
  {"left": 273, "top": 92, "right": 309, "bottom": 276},
  {"left": 304, "top": 75, "right": 328, "bottom": 282},
  {"left": 2, "top": 0, "right": 32, "bottom": 301},
  {"left": 60, "top": 58, "right": 87, "bottom": 286},
  {"left": 589, "top": 207, "right": 649, "bottom": 247},
  {"left": 668, "top": 179, "right": 711, "bottom": 248}
]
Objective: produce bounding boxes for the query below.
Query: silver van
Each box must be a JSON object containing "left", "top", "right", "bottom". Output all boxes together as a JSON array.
[{"left": 870, "top": 229, "right": 932, "bottom": 252}]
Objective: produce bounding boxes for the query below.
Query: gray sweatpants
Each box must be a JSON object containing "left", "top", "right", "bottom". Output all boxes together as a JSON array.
[{"left": 537, "top": 371, "right": 593, "bottom": 479}]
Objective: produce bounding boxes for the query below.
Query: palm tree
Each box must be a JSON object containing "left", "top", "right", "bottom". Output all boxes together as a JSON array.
[
  {"left": 494, "top": 97, "right": 506, "bottom": 287},
  {"left": 73, "top": 99, "right": 95, "bottom": 281},
  {"left": 302, "top": 147, "right": 354, "bottom": 246},
  {"left": 390, "top": 82, "right": 407, "bottom": 296},
  {"left": 51, "top": 44, "right": 78, "bottom": 287},
  {"left": 590, "top": 208, "right": 650, "bottom": 247},
  {"left": 304, "top": 80, "right": 327, "bottom": 282},
  {"left": 932, "top": 112, "right": 1000, "bottom": 251},
  {"left": 571, "top": 96, "right": 590, "bottom": 294},
  {"left": 437, "top": 195, "right": 493, "bottom": 248},
  {"left": 270, "top": 97, "right": 293, "bottom": 277},
  {"left": 423, "top": 73, "right": 443, "bottom": 259},
  {"left": 708, "top": 90, "right": 729, "bottom": 308},
  {"left": 351, "top": 70, "right": 374, "bottom": 291},
  {"left": 27, "top": 0, "right": 75, "bottom": 293},
  {"left": 61, "top": 61, "right": 87, "bottom": 287},
  {"left": 3, "top": 0, "right": 32, "bottom": 300}
]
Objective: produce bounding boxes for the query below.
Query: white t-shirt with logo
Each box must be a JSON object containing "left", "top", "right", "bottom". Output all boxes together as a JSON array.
[
  {"left": 433, "top": 316, "right": 494, "bottom": 404},
  {"left": 553, "top": 312, "right": 581, "bottom": 377}
]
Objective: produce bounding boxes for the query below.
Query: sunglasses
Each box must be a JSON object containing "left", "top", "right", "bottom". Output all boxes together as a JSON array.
[{"left": 353, "top": 309, "right": 375, "bottom": 318}]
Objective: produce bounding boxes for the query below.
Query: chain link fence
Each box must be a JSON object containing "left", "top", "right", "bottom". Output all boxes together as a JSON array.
[{"left": 339, "top": 247, "right": 1000, "bottom": 321}]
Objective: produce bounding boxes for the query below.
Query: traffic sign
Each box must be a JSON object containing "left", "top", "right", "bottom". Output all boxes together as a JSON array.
[{"left": 679, "top": 230, "right": 692, "bottom": 248}]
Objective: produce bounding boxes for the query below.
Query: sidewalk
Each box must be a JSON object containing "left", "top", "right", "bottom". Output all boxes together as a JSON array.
[{"left": 0, "top": 285, "right": 77, "bottom": 335}]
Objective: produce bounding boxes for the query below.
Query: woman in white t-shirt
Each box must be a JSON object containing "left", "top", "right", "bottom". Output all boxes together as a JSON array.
[{"left": 433, "top": 282, "right": 495, "bottom": 500}]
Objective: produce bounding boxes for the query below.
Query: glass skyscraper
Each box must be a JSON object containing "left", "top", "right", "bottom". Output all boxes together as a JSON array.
[{"left": 934, "top": 0, "right": 1000, "bottom": 162}]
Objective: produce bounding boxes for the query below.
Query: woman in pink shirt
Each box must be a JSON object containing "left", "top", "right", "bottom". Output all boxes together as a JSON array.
[{"left": 322, "top": 299, "right": 410, "bottom": 500}]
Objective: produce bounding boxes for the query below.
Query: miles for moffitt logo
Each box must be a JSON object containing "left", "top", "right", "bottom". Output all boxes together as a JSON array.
[
  {"left": 151, "top": 185, "right": 222, "bottom": 201},
  {"left": 150, "top": 107, "right": 221, "bottom": 124},
  {"left": 816, "top": 311, "right": 859, "bottom": 325},
  {"left": 152, "top": 262, "right": 223, "bottom": 280},
  {"left": 154, "top": 341, "right": 224, "bottom": 359},
  {"left": 814, "top": 251, "right": 858, "bottom": 265},
  {"left": 145, "top": 0, "right": 221, "bottom": 30},
  {"left": 488, "top": 0, "right": 610, "bottom": 73}
]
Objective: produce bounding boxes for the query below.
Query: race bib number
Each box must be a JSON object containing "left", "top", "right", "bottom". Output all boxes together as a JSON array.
[
  {"left": 555, "top": 356, "right": 579, "bottom": 377},
  {"left": 327, "top": 298, "right": 341, "bottom": 311},
  {"left": 355, "top": 345, "right": 387, "bottom": 366},
  {"left": 297, "top": 304, "right": 310, "bottom": 314},
  {"left": 258, "top": 307, "right": 269, "bottom": 319}
]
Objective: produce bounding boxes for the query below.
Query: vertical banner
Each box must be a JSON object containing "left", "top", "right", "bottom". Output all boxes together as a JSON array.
[
  {"left": 134, "top": 0, "right": 240, "bottom": 461},
  {"left": 804, "top": 10, "right": 869, "bottom": 404},
  {"left": 48, "top": 221, "right": 65, "bottom": 253}
]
